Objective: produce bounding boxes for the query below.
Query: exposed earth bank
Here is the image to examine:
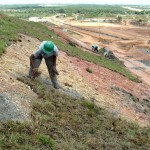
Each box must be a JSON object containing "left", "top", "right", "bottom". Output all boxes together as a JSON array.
[{"left": 0, "top": 34, "right": 150, "bottom": 127}]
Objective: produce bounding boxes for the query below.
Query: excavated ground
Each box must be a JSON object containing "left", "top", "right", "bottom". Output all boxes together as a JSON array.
[
  {"left": 49, "top": 17, "right": 150, "bottom": 85},
  {"left": 0, "top": 34, "right": 150, "bottom": 127}
]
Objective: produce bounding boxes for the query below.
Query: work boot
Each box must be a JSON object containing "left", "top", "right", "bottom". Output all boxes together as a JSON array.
[{"left": 53, "top": 83, "right": 61, "bottom": 89}]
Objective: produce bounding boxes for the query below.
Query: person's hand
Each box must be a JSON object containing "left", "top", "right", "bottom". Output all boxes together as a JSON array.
[{"left": 52, "top": 66, "right": 59, "bottom": 75}]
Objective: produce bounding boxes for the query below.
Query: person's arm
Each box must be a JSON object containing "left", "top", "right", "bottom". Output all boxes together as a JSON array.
[
  {"left": 53, "top": 55, "right": 57, "bottom": 66},
  {"left": 30, "top": 53, "right": 42, "bottom": 78},
  {"left": 52, "top": 45, "right": 59, "bottom": 75},
  {"left": 29, "top": 42, "right": 44, "bottom": 78},
  {"left": 52, "top": 55, "right": 59, "bottom": 75},
  {"left": 30, "top": 49, "right": 42, "bottom": 69}
]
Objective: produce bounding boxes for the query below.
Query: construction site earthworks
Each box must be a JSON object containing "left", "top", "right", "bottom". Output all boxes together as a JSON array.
[
  {"left": 46, "top": 16, "right": 150, "bottom": 126},
  {"left": 1, "top": 4, "right": 150, "bottom": 148},
  {"left": 50, "top": 16, "right": 150, "bottom": 85}
]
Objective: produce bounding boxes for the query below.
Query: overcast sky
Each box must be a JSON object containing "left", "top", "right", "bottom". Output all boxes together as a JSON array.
[{"left": 0, "top": 0, "right": 150, "bottom": 5}]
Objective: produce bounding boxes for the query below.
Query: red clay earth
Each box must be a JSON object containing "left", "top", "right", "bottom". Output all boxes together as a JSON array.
[
  {"left": 50, "top": 22, "right": 150, "bottom": 86},
  {"left": 48, "top": 23, "right": 150, "bottom": 126},
  {"left": 59, "top": 52, "right": 150, "bottom": 127}
]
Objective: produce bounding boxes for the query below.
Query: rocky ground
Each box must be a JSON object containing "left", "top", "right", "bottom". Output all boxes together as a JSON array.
[{"left": 0, "top": 34, "right": 150, "bottom": 127}]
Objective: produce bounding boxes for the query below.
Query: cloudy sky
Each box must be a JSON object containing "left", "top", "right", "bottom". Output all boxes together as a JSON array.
[{"left": 0, "top": 0, "right": 149, "bottom": 5}]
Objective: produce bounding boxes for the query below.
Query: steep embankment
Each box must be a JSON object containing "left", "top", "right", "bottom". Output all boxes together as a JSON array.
[
  {"left": 55, "top": 22, "right": 150, "bottom": 86},
  {"left": 0, "top": 14, "right": 150, "bottom": 149},
  {"left": 1, "top": 34, "right": 150, "bottom": 127},
  {"left": 0, "top": 34, "right": 150, "bottom": 149}
]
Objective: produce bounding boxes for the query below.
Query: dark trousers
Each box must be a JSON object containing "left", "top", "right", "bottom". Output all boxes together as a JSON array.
[{"left": 29, "top": 57, "right": 58, "bottom": 87}]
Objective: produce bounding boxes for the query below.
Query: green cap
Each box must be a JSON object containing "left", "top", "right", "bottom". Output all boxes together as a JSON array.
[{"left": 43, "top": 41, "right": 54, "bottom": 54}]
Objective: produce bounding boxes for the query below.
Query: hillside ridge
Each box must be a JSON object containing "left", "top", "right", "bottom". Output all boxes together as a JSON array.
[{"left": 0, "top": 33, "right": 150, "bottom": 127}]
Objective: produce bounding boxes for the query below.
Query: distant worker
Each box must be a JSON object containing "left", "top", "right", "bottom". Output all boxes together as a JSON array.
[
  {"left": 29, "top": 41, "right": 60, "bottom": 89},
  {"left": 103, "top": 47, "right": 109, "bottom": 57},
  {"left": 92, "top": 44, "right": 99, "bottom": 53},
  {"left": 103, "top": 47, "right": 115, "bottom": 59}
]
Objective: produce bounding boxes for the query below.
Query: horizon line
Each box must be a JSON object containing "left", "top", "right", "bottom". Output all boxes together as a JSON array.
[{"left": 0, "top": 3, "right": 150, "bottom": 5}]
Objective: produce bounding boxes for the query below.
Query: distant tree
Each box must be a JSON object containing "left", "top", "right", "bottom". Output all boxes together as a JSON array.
[
  {"left": 58, "top": 9, "right": 65, "bottom": 13},
  {"left": 116, "top": 16, "right": 122, "bottom": 23},
  {"left": 77, "top": 10, "right": 81, "bottom": 13}
]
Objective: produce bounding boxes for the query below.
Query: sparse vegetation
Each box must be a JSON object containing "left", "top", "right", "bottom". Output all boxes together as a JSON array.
[{"left": 0, "top": 76, "right": 149, "bottom": 149}]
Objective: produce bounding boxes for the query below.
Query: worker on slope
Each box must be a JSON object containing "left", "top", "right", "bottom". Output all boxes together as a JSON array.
[
  {"left": 92, "top": 44, "right": 99, "bottom": 53},
  {"left": 29, "top": 41, "right": 60, "bottom": 89},
  {"left": 103, "top": 47, "right": 110, "bottom": 57},
  {"left": 103, "top": 47, "right": 116, "bottom": 59}
]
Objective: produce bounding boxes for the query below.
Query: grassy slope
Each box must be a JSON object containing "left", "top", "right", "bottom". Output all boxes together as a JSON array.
[
  {"left": 0, "top": 77, "right": 149, "bottom": 150},
  {"left": 0, "top": 13, "right": 149, "bottom": 149},
  {"left": 53, "top": 39, "right": 140, "bottom": 82},
  {"left": 0, "top": 13, "right": 139, "bottom": 82},
  {"left": 0, "top": 13, "right": 52, "bottom": 55}
]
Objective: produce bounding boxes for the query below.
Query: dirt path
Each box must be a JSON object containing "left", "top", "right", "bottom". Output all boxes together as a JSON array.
[
  {"left": 0, "top": 34, "right": 150, "bottom": 127},
  {"left": 114, "top": 52, "right": 150, "bottom": 85}
]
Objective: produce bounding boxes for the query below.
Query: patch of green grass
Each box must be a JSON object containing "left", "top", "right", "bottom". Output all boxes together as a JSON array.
[
  {"left": 0, "top": 13, "right": 51, "bottom": 55},
  {"left": 82, "top": 101, "right": 95, "bottom": 109},
  {"left": 37, "top": 134, "right": 55, "bottom": 150},
  {"left": 0, "top": 76, "right": 149, "bottom": 149}
]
